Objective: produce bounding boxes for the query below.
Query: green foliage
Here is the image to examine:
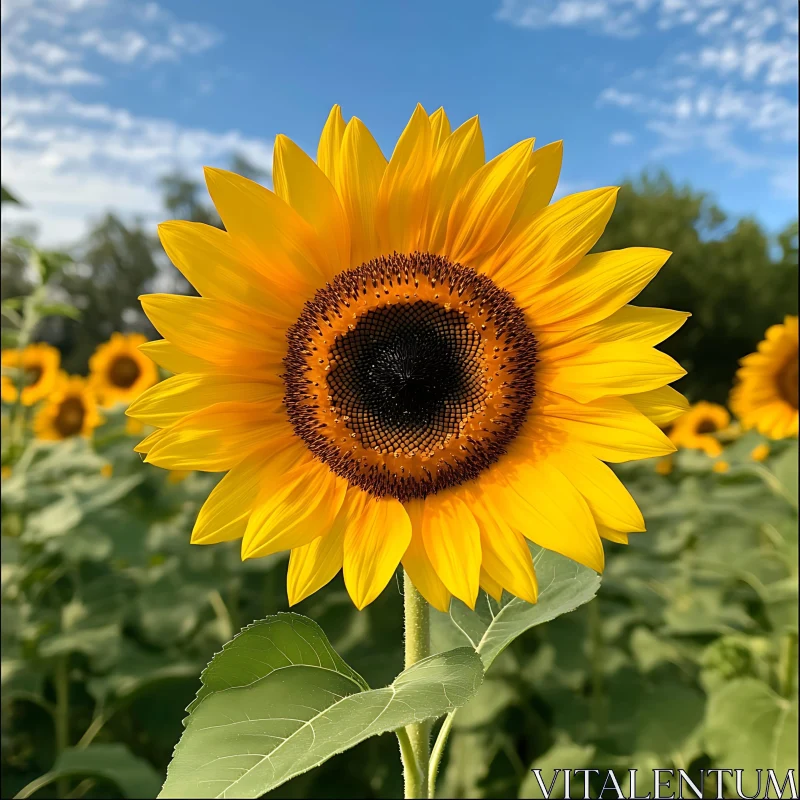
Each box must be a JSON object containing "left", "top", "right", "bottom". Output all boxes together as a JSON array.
[
  {"left": 1, "top": 186, "right": 23, "bottom": 206},
  {"left": 161, "top": 616, "right": 482, "bottom": 798},
  {"left": 598, "top": 172, "right": 799, "bottom": 403},
  {"left": 2, "top": 418, "right": 796, "bottom": 797},
  {"left": 54, "top": 214, "right": 160, "bottom": 373},
  {"left": 15, "top": 745, "right": 162, "bottom": 799},
  {"left": 705, "top": 679, "right": 798, "bottom": 797},
  {"left": 1, "top": 173, "right": 798, "bottom": 797},
  {"left": 435, "top": 547, "right": 601, "bottom": 670}
]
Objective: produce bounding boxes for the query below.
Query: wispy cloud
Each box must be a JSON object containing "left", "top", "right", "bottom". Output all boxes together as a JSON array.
[
  {"left": 495, "top": 0, "right": 643, "bottom": 37},
  {"left": 0, "top": 0, "right": 269, "bottom": 246},
  {"left": 1, "top": 0, "right": 222, "bottom": 85},
  {"left": 1, "top": 92, "right": 274, "bottom": 245},
  {"left": 609, "top": 130, "right": 634, "bottom": 145},
  {"left": 497, "top": 0, "right": 798, "bottom": 200}
]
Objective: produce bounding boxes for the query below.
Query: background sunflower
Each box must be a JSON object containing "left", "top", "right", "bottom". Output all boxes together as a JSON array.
[
  {"left": 89, "top": 332, "right": 159, "bottom": 408},
  {"left": 731, "top": 315, "right": 799, "bottom": 440},
  {"left": 0, "top": 343, "right": 60, "bottom": 406},
  {"left": 669, "top": 401, "right": 731, "bottom": 457},
  {"left": 33, "top": 373, "right": 103, "bottom": 441}
]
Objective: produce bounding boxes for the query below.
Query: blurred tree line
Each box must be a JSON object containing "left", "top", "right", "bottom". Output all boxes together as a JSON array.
[
  {"left": 1, "top": 167, "right": 797, "bottom": 403},
  {"left": 596, "top": 172, "right": 798, "bottom": 402}
]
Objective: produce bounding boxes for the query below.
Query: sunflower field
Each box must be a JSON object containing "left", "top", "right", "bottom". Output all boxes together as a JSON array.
[
  {"left": 2, "top": 365, "right": 798, "bottom": 799},
  {"left": 1, "top": 137, "right": 798, "bottom": 800}
]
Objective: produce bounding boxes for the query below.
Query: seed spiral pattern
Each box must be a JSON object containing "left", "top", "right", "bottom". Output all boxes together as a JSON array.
[{"left": 284, "top": 252, "right": 537, "bottom": 500}]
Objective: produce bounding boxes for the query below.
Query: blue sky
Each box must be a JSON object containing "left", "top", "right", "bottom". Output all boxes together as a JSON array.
[{"left": 1, "top": 0, "right": 797, "bottom": 246}]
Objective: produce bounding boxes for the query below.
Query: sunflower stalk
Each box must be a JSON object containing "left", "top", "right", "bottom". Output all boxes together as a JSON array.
[
  {"left": 400, "top": 571, "right": 431, "bottom": 798},
  {"left": 53, "top": 655, "right": 71, "bottom": 798},
  {"left": 7, "top": 286, "right": 45, "bottom": 453}
]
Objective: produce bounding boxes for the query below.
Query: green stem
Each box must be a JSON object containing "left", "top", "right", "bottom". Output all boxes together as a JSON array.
[
  {"left": 588, "top": 598, "right": 605, "bottom": 735},
  {"left": 427, "top": 712, "right": 455, "bottom": 798},
  {"left": 399, "top": 571, "right": 430, "bottom": 799},
  {"left": 780, "top": 630, "right": 798, "bottom": 698},
  {"left": 54, "top": 656, "right": 70, "bottom": 797},
  {"left": 8, "top": 286, "right": 44, "bottom": 455}
]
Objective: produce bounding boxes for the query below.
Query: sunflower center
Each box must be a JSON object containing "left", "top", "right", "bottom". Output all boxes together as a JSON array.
[
  {"left": 327, "top": 302, "right": 485, "bottom": 454},
  {"left": 695, "top": 419, "right": 717, "bottom": 435},
  {"left": 54, "top": 397, "right": 85, "bottom": 438},
  {"left": 777, "top": 356, "right": 798, "bottom": 409},
  {"left": 24, "top": 366, "right": 43, "bottom": 387},
  {"left": 109, "top": 355, "right": 141, "bottom": 389},
  {"left": 284, "top": 252, "right": 537, "bottom": 501}
]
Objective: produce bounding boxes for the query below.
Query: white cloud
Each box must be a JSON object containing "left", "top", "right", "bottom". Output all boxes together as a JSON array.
[
  {"left": 1, "top": 93, "right": 273, "bottom": 246},
  {"left": 1, "top": 0, "right": 221, "bottom": 85},
  {"left": 29, "top": 40, "right": 76, "bottom": 66},
  {"left": 495, "top": 0, "right": 644, "bottom": 37},
  {"left": 610, "top": 130, "right": 634, "bottom": 145},
  {"left": 0, "top": 2, "right": 263, "bottom": 247},
  {"left": 497, "top": 0, "right": 798, "bottom": 200}
]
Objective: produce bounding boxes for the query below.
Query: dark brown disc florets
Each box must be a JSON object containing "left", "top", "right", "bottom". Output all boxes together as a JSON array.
[{"left": 284, "top": 252, "right": 537, "bottom": 501}]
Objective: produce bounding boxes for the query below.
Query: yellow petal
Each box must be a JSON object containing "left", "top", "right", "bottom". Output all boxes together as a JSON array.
[
  {"left": 486, "top": 187, "right": 618, "bottom": 293},
  {"left": 402, "top": 501, "right": 452, "bottom": 613},
  {"left": 138, "top": 340, "right": 214, "bottom": 375},
  {"left": 157, "top": 221, "right": 292, "bottom": 318},
  {"left": 443, "top": 138, "right": 533, "bottom": 265},
  {"left": 480, "top": 568, "right": 503, "bottom": 602},
  {"left": 429, "top": 107, "right": 451, "bottom": 151},
  {"left": 539, "top": 342, "right": 686, "bottom": 403},
  {"left": 376, "top": 104, "right": 433, "bottom": 255},
  {"left": 539, "top": 306, "right": 690, "bottom": 350},
  {"left": 144, "top": 402, "right": 290, "bottom": 471},
  {"left": 497, "top": 458, "right": 604, "bottom": 573},
  {"left": 526, "top": 248, "right": 672, "bottom": 328},
  {"left": 127, "top": 373, "right": 281, "bottom": 427},
  {"left": 420, "top": 493, "right": 481, "bottom": 608},
  {"left": 599, "top": 527, "right": 629, "bottom": 544},
  {"left": 286, "top": 487, "right": 373, "bottom": 606},
  {"left": 627, "top": 385, "right": 690, "bottom": 426},
  {"left": 343, "top": 496, "right": 411, "bottom": 610},
  {"left": 540, "top": 392, "right": 676, "bottom": 463},
  {"left": 317, "top": 104, "right": 346, "bottom": 187},
  {"left": 468, "top": 490, "right": 538, "bottom": 604},
  {"left": 191, "top": 446, "right": 276, "bottom": 544},
  {"left": 287, "top": 488, "right": 370, "bottom": 605},
  {"left": 508, "top": 140, "right": 563, "bottom": 227},
  {"left": 134, "top": 426, "right": 169, "bottom": 455},
  {"left": 204, "top": 167, "right": 328, "bottom": 290},
  {"left": 548, "top": 449, "right": 645, "bottom": 533},
  {"left": 337, "top": 117, "right": 387, "bottom": 266},
  {"left": 242, "top": 460, "right": 347, "bottom": 560},
  {"left": 273, "top": 134, "right": 350, "bottom": 275},
  {"left": 421, "top": 116, "right": 484, "bottom": 253},
  {"left": 140, "top": 295, "right": 285, "bottom": 375}
]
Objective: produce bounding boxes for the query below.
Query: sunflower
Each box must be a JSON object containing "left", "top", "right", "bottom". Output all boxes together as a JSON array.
[
  {"left": 34, "top": 374, "right": 102, "bottom": 441},
  {"left": 129, "top": 104, "right": 689, "bottom": 611},
  {"left": 1, "top": 343, "right": 60, "bottom": 406},
  {"left": 730, "top": 316, "right": 798, "bottom": 440},
  {"left": 668, "top": 401, "right": 730, "bottom": 457},
  {"left": 89, "top": 332, "right": 158, "bottom": 407}
]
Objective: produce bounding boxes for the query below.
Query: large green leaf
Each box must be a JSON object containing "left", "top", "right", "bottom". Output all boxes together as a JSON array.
[
  {"left": 435, "top": 546, "right": 601, "bottom": 670},
  {"left": 705, "top": 678, "right": 798, "bottom": 797},
  {"left": 186, "top": 614, "right": 368, "bottom": 713},
  {"left": 160, "top": 613, "right": 483, "bottom": 798}
]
